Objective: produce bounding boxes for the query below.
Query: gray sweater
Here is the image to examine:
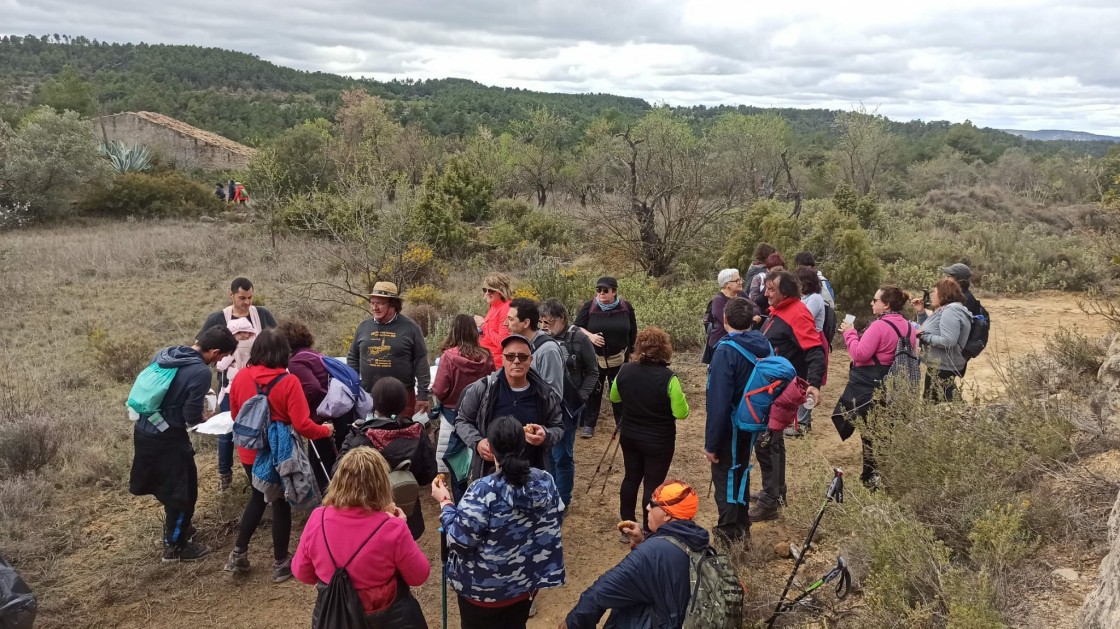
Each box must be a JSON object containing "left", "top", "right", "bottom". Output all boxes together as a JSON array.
[
  {"left": 920, "top": 302, "right": 971, "bottom": 373},
  {"left": 346, "top": 314, "right": 430, "bottom": 399}
]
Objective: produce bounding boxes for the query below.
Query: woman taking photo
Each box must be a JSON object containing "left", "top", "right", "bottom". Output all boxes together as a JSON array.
[
  {"left": 476, "top": 273, "right": 513, "bottom": 371},
  {"left": 610, "top": 327, "right": 689, "bottom": 534},
  {"left": 292, "top": 447, "right": 430, "bottom": 629},
  {"left": 575, "top": 276, "right": 637, "bottom": 438},
  {"left": 433, "top": 415, "right": 565, "bottom": 629},
  {"left": 917, "top": 278, "right": 971, "bottom": 402},
  {"left": 226, "top": 329, "right": 334, "bottom": 582},
  {"left": 832, "top": 286, "right": 919, "bottom": 486}
]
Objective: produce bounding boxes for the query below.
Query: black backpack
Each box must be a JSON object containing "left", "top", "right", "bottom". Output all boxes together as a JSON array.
[
  {"left": 822, "top": 303, "right": 838, "bottom": 345},
  {"left": 532, "top": 332, "right": 584, "bottom": 419},
  {"left": 312, "top": 513, "right": 389, "bottom": 629},
  {"left": 962, "top": 306, "right": 991, "bottom": 360}
]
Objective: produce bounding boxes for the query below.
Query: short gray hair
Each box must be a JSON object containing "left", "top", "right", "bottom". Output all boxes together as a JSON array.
[{"left": 717, "top": 268, "right": 741, "bottom": 288}]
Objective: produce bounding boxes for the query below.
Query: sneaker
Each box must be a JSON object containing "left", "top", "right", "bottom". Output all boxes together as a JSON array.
[
  {"left": 272, "top": 556, "right": 293, "bottom": 583},
  {"left": 163, "top": 541, "right": 211, "bottom": 563},
  {"left": 783, "top": 425, "right": 802, "bottom": 438},
  {"left": 580, "top": 426, "right": 594, "bottom": 439},
  {"left": 219, "top": 473, "right": 232, "bottom": 492},
  {"left": 748, "top": 501, "right": 780, "bottom": 522},
  {"left": 224, "top": 548, "right": 250, "bottom": 574}
]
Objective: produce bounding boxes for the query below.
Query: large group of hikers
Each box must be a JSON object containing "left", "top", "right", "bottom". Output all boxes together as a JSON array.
[{"left": 125, "top": 248, "right": 990, "bottom": 629}]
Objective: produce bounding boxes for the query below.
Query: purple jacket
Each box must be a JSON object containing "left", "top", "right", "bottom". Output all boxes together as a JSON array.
[{"left": 288, "top": 347, "right": 330, "bottom": 421}]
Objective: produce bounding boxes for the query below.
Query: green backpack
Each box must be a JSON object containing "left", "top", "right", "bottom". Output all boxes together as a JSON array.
[
  {"left": 663, "top": 536, "right": 744, "bottom": 629},
  {"left": 126, "top": 362, "right": 178, "bottom": 431}
]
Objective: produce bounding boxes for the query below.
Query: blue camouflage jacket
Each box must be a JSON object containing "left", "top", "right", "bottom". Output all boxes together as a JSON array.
[{"left": 441, "top": 468, "right": 565, "bottom": 602}]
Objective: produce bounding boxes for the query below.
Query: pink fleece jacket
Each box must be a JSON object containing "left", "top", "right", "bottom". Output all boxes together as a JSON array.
[
  {"left": 292, "top": 507, "right": 431, "bottom": 613},
  {"left": 843, "top": 312, "right": 919, "bottom": 368}
]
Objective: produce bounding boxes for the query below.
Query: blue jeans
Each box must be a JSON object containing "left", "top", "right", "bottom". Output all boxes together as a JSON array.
[
  {"left": 217, "top": 395, "right": 233, "bottom": 476},
  {"left": 551, "top": 414, "right": 579, "bottom": 508}
]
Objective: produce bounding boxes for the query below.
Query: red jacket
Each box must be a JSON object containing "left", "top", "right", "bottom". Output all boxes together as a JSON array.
[
  {"left": 293, "top": 507, "right": 431, "bottom": 614},
  {"left": 479, "top": 300, "right": 510, "bottom": 371},
  {"left": 432, "top": 347, "right": 493, "bottom": 408},
  {"left": 230, "top": 365, "right": 331, "bottom": 465}
]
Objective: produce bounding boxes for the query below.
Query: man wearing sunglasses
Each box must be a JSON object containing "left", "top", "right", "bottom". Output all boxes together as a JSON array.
[
  {"left": 454, "top": 334, "right": 565, "bottom": 483},
  {"left": 562, "top": 480, "right": 710, "bottom": 629}
]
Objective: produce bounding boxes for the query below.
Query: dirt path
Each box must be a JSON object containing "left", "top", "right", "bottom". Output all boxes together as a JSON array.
[{"left": 36, "top": 294, "right": 1111, "bottom": 629}]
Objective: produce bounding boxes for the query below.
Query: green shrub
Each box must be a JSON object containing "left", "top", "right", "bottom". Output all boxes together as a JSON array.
[
  {"left": 619, "top": 277, "right": 711, "bottom": 350},
  {"left": 968, "top": 503, "right": 1038, "bottom": 604},
  {"left": 87, "top": 324, "right": 155, "bottom": 382},
  {"left": 78, "top": 171, "right": 223, "bottom": 218},
  {"left": 524, "top": 263, "right": 593, "bottom": 316}
]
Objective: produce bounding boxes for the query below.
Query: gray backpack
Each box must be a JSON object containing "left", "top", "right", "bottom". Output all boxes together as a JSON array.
[
  {"left": 663, "top": 536, "right": 744, "bottom": 629},
  {"left": 232, "top": 374, "right": 287, "bottom": 449}
]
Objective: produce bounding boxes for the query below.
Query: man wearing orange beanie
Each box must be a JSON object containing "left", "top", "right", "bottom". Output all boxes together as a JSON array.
[{"left": 562, "top": 481, "right": 711, "bottom": 629}]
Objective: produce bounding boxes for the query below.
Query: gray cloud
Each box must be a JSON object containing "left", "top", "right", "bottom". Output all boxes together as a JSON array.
[{"left": 5, "top": 0, "right": 1120, "bottom": 133}]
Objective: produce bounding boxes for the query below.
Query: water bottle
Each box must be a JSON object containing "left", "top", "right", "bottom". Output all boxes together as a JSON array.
[{"left": 803, "top": 392, "right": 817, "bottom": 410}]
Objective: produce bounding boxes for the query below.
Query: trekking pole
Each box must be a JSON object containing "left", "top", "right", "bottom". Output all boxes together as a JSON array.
[
  {"left": 765, "top": 468, "right": 845, "bottom": 629},
  {"left": 778, "top": 556, "right": 851, "bottom": 613},
  {"left": 597, "top": 435, "right": 623, "bottom": 496},
  {"left": 585, "top": 419, "right": 623, "bottom": 494},
  {"left": 307, "top": 438, "right": 332, "bottom": 483},
  {"left": 439, "top": 526, "right": 448, "bottom": 629}
]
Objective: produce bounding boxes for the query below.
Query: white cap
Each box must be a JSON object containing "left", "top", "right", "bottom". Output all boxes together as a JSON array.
[{"left": 717, "top": 268, "right": 740, "bottom": 288}]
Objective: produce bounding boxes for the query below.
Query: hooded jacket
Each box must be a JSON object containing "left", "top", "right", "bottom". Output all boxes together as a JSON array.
[
  {"left": 762, "top": 297, "right": 826, "bottom": 387},
  {"left": 337, "top": 416, "right": 438, "bottom": 540},
  {"left": 565, "top": 519, "right": 711, "bottom": 629},
  {"left": 441, "top": 468, "right": 565, "bottom": 603},
  {"left": 454, "top": 369, "right": 564, "bottom": 480},
  {"left": 704, "top": 332, "right": 773, "bottom": 451},
  {"left": 229, "top": 364, "right": 332, "bottom": 466},
  {"left": 920, "top": 302, "right": 971, "bottom": 372},
  {"left": 135, "top": 346, "right": 213, "bottom": 438},
  {"left": 432, "top": 346, "right": 493, "bottom": 409}
]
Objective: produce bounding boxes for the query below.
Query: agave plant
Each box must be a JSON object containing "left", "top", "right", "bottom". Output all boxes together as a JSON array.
[{"left": 98, "top": 140, "right": 152, "bottom": 172}]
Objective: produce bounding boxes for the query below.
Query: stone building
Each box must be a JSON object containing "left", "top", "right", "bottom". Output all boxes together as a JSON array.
[{"left": 94, "top": 111, "right": 255, "bottom": 171}]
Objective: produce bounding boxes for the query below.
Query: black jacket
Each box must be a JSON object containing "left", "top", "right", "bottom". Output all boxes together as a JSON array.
[
  {"left": 576, "top": 299, "right": 637, "bottom": 360},
  {"left": 566, "top": 520, "right": 711, "bottom": 629},
  {"left": 134, "top": 346, "right": 213, "bottom": 438},
  {"left": 337, "top": 416, "right": 437, "bottom": 540},
  {"left": 453, "top": 369, "right": 564, "bottom": 480}
]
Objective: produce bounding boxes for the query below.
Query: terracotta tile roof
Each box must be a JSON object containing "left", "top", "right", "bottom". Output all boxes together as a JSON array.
[{"left": 100, "top": 112, "right": 256, "bottom": 157}]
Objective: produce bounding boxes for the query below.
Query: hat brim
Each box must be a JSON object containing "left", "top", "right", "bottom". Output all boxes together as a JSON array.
[{"left": 368, "top": 291, "right": 402, "bottom": 300}]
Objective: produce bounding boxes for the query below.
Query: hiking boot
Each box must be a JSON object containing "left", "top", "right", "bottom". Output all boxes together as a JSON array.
[
  {"left": 749, "top": 491, "right": 763, "bottom": 503},
  {"left": 224, "top": 548, "right": 250, "bottom": 574},
  {"left": 218, "top": 473, "right": 232, "bottom": 492},
  {"left": 580, "top": 426, "right": 594, "bottom": 439},
  {"left": 163, "top": 541, "right": 211, "bottom": 563},
  {"left": 749, "top": 501, "right": 780, "bottom": 522},
  {"left": 783, "top": 425, "right": 802, "bottom": 438},
  {"left": 272, "top": 556, "right": 293, "bottom": 583}
]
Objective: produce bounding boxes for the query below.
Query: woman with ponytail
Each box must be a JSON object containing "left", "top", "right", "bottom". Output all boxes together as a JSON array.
[{"left": 432, "top": 415, "right": 566, "bottom": 629}]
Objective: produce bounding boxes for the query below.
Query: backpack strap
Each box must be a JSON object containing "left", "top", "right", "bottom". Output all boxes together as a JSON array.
[
  {"left": 321, "top": 509, "right": 390, "bottom": 571},
  {"left": 727, "top": 429, "right": 758, "bottom": 505},
  {"left": 256, "top": 373, "right": 288, "bottom": 397},
  {"left": 870, "top": 319, "right": 905, "bottom": 367}
]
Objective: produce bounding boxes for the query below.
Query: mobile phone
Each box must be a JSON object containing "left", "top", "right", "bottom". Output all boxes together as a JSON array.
[
  {"left": 843, "top": 314, "right": 856, "bottom": 326},
  {"left": 922, "top": 290, "right": 931, "bottom": 309}
]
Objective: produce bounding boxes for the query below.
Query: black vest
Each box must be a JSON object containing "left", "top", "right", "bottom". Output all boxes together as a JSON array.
[{"left": 614, "top": 362, "right": 677, "bottom": 442}]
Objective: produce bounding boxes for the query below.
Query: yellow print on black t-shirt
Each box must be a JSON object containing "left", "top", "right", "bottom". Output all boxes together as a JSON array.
[{"left": 366, "top": 329, "right": 397, "bottom": 369}]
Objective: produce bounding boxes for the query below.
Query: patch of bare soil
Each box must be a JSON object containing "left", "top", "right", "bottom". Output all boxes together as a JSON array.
[{"left": 29, "top": 293, "right": 1113, "bottom": 629}]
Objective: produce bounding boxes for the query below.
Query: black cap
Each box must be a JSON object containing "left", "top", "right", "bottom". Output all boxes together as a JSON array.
[
  {"left": 500, "top": 334, "right": 531, "bottom": 349},
  {"left": 595, "top": 276, "right": 618, "bottom": 290}
]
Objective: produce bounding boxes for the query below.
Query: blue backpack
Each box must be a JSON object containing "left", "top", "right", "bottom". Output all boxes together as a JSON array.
[
  {"left": 321, "top": 356, "right": 362, "bottom": 396},
  {"left": 719, "top": 340, "right": 797, "bottom": 505}
]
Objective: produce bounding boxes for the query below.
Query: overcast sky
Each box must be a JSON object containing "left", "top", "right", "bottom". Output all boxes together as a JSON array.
[{"left": 5, "top": 0, "right": 1120, "bottom": 134}]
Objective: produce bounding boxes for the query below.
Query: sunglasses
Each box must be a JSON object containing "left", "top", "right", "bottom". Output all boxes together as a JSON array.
[
  {"left": 503, "top": 352, "right": 531, "bottom": 363},
  {"left": 482, "top": 288, "right": 497, "bottom": 295},
  {"left": 595, "top": 287, "right": 614, "bottom": 294},
  {"left": 650, "top": 486, "right": 695, "bottom": 509}
]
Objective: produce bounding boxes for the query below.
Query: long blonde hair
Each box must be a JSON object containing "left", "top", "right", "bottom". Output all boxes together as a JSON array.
[{"left": 323, "top": 447, "right": 393, "bottom": 512}]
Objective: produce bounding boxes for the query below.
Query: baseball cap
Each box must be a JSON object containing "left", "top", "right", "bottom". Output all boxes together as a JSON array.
[
  {"left": 650, "top": 480, "right": 698, "bottom": 520},
  {"left": 941, "top": 263, "right": 972, "bottom": 280},
  {"left": 595, "top": 276, "right": 618, "bottom": 290}
]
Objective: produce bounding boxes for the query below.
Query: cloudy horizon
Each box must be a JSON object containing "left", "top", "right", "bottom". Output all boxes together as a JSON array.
[{"left": 5, "top": 0, "right": 1120, "bottom": 134}]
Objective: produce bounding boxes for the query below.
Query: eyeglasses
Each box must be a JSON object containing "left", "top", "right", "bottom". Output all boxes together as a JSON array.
[
  {"left": 730, "top": 278, "right": 743, "bottom": 283},
  {"left": 482, "top": 288, "right": 497, "bottom": 295},
  {"left": 595, "top": 287, "right": 614, "bottom": 294},
  {"left": 539, "top": 318, "right": 554, "bottom": 327},
  {"left": 503, "top": 353, "right": 531, "bottom": 363},
  {"left": 871, "top": 297, "right": 882, "bottom": 303},
  {"left": 649, "top": 486, "right": 695, "bottom": 509}
]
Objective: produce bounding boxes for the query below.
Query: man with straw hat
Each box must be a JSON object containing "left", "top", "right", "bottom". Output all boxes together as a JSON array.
[{"left": 347, "top": 281, "right": 431, "bottom": 418}]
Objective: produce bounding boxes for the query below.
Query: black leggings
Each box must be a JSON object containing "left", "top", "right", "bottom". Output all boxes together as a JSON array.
[
  {"left": 236, "top": 463, "right": 292, "bottom": 561},
  {"left": 618, "top": 433, "right": 674, "bottom": 529}
]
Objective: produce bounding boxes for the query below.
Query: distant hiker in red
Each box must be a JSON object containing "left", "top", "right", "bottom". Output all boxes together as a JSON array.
[{"left": 476, "top": 273, "right": 513, "bottom": 371}]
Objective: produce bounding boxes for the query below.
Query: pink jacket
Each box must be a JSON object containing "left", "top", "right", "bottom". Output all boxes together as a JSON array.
[
  {"left": 293, "top": 507, "right": 431, "bottom": 614},
  {"left": 843, "top": 313, "right": 918, "bottom": 368}
]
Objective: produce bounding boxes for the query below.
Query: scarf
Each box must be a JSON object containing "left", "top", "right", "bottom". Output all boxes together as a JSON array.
[{"left": 597, "top": 296, "right": 621, "bottom": 311}]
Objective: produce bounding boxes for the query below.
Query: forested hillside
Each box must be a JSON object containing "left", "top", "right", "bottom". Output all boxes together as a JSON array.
[{"left": 0, "top": 34, "right": 1114, "bottom": 160}]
